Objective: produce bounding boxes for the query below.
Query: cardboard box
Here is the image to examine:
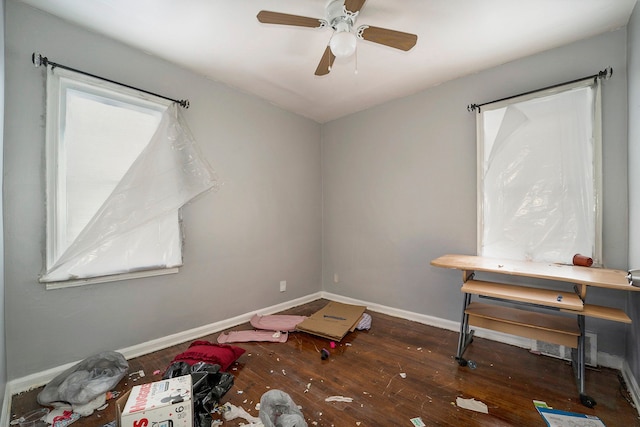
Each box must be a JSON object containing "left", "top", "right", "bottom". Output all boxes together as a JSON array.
[
  {"left": 296, "top": 301, "right": 366, "bottom": 341},
  {"left": 117, "top": 375, "right": 193, "bottom": 427}
]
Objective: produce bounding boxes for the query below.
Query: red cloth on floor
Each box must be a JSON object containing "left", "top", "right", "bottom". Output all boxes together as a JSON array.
[{"left": 170, "top": 340, "right": 245, "bottom": 371}]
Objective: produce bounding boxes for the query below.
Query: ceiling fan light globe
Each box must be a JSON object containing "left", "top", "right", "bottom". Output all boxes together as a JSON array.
[{"left": 330, "top": 31, "right": 357, "bottom": 58}]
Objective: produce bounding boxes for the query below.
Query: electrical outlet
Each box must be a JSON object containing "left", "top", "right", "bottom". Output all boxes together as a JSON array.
[{"left": 280, "top": 280, "right": 286, "bottom": 292}]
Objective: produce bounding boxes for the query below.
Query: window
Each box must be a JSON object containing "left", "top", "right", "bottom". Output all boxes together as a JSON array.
[
  {"left": 42, "top": 67, "right": 216, "bottom": 288},
  {"left": 477, "top": 79, "right": 602, "bottom": 265}
]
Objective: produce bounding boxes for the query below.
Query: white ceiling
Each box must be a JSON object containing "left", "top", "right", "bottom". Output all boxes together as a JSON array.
[{"left": 18, "top": 0, "right": 638, "bottom": 123}]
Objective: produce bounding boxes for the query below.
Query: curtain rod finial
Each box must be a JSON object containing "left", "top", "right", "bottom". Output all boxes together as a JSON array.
[
  {"left": 467, "top": 104, "right": 479, "bottom": 113},
  {"left": 179, "top": 100, "right": 190, "bottom": 109},
  {"left": 32, "top": 52, "right": 48, "bottom": 68},
  {"left": 598, "top": 67, "right": 613, "bottom": 80}
]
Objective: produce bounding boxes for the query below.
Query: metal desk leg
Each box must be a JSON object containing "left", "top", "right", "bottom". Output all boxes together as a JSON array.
[
  {"left": 456, "top": 292, "right": 474, "bottom": 366},
  {"left": 572, "top": 314, "right": 596, "bottom": 407}
]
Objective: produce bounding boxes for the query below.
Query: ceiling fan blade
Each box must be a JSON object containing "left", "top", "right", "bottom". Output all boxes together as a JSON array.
[
  {"left": 358, "top": 25, "right": 418, "bottom": 51},
  {"left": 344, "top": 0, "right": 367, "bottom": 14},
  {"left": 257, "top": 10, "right": 324, "bottom": 28},
  {"left": 315, "top": 46, "right": 336, "bottom": 76}
]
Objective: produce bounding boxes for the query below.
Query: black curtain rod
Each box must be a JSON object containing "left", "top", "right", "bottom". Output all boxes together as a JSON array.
[
  {"left": 32, "top": 52, "right": 190, "bottom": 108},
  {"left": 467, "top": 67, "right": 612, "bottom": 113}
]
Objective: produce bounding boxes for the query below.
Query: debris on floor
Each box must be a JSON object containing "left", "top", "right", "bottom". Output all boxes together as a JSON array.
[
  {"left": 324, "top": 396, "right": 353, "bottom": 403},
  {"left": 260, "top": 389, "right": 308, "bottom": 427},
  {"left": 355, "top": 313, "right": 372, "bottom": 330},
  {"left": 128, "top": 370, "right": 145, "bottom": 381},
  {"left": 10, "top": 408, "right": 49, "bottom": 427},
  {"left": 221, "top": 402, "right": 262, "bottom": 425},
  {"left": 320, "top": 348, "right": 330, "bottom": 360},
  {"left": 250, "top": 314, "right": 308, "bottom": 332},
  {"left": 456, "top": 397, "right": 488, "bottom": 414},
  {"left": 533, "top": 400, "right": 606, "bottom": 426},
  {"left": 118, "top": 375, "right": 193, "bottom": 427},
  {"left": 162, "top": 362, "right": 235, "bottom": 427},
  {"left": 410, "top": 417, "right": 426, "bottom": 427},
  {"left": 295, "top": 301, "right": 366, "bottom": 341},
  {"left": 49, "top": 410, "right": 81, "bottom": 427},
  {"left": 37, "top": 351, "right": 128, "bottom": 408},
  {"left": 165, "top": 340, "right": 245, "bottom": 372},
  {"left": 217, "top": 330, "right": 289, "bottom": 344}
]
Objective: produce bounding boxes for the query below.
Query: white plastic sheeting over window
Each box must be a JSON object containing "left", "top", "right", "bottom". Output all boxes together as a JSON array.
[
  {"left": 42, "top": 91, "right": 218, "bottom": 284},
  {"left": 477, "top": 80, "right": 602, "bottom": 265}
]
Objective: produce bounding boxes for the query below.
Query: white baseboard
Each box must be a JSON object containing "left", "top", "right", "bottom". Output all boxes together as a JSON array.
[
  {"left": 622, "top": 360, "right": 640, "bottom": 413},
  {"left": 2, "top": 291, "right": 637, "bottom": 424},
  {"left": 1, "top": 384, "right": 11, "bottom": 427},
  {"left": 597, "top": 351, "right": 624, "bottom": 370}
]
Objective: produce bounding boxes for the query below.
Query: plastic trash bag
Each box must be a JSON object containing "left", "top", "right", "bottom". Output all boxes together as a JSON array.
[
  {"left": 259, "top": 389, "right": 308, "bottom": 427},
  {"left": 163, "top": 361, "right": 234, "bottom": 427},
  {"left": 37, "top": 351, "right": 128, "bottom": 406}
]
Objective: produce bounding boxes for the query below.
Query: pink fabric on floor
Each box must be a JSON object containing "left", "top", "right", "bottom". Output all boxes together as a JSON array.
[
  {"left": 250, "top": 314, "right": 307, "bottom": 332},
  {"left": 217, "top": 330, "right": 289, "bottom": 344}
]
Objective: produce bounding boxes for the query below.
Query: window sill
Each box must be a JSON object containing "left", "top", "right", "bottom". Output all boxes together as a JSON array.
[{"left": 42, "top": 267, "right": 180, "bottom": 290}]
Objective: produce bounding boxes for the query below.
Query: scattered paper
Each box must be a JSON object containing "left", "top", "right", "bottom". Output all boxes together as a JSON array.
[
  {"left": 533, "top": 400, "right": 605, "bottom": 427},
  {"left": 537, "top": 407, "right": 605, "bottom": 427},
  {"left": 325, "top": 396, "right": 353, "bottom": 403},
  {"left": 456, "top": 397, "right": 488, "bottom": 414},
  {"left": 222, "top": 403, "right": 262, "bottom": 425},
  {"left": 410, "top": 417, "right": 426, "bottom": 427}
]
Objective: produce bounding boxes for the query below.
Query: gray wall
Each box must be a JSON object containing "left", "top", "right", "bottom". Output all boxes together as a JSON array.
[
  {"left": 3, "top": 0, "right": 637, "bottom": 384},
  {"left": 322, "top": 29, "right": 631, "bottom": 356},
  {"left": 627, "top": 3, "right": 640, "bottom": 382},
  {"left": 1, "top": 0, "right": 7, "bottom": 404},
  {"left": 4, "top": 1, "right": 322, "bottom": 380}
]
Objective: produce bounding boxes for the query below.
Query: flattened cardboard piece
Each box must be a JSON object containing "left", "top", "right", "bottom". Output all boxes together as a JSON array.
[{"left": 296, "top": 301, "right": 367, "bottom": 341}]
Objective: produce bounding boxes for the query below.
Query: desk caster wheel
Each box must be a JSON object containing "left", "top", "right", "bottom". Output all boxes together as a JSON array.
[
  {"left": 456, "top": 357, "right": 468, "bottom": 367},
  {"left": 580, "top": 394, "right": 596, "bottom": 408}
]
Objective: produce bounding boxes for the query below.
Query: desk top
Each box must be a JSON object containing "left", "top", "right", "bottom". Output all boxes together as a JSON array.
[{"left": 431, "top": 254, "right": 638, "bottom": 292}]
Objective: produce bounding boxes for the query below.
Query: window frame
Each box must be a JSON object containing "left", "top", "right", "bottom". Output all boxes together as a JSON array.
[
  {"left": 476, "top": 79, "right": 603, "bottom": 265},
  {"left": 43, "top": 66, "right": 181, "bottom": 289}
]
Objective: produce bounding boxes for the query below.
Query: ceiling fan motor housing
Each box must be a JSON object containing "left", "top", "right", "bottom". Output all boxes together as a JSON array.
[{"left": 327, "top": 0, "right": 358, "bottom": 57}]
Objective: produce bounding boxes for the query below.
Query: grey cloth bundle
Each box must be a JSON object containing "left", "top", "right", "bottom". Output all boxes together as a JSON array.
[
  {"left": 259, "top": 389, "right": 308, "bottom": 427},
  {"left": 37, "top": 351, "right": 128, "bottom": 406}
]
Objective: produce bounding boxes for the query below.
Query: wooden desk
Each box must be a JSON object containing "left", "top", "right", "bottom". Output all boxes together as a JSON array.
[{"left": 431, "top": 254, "right": 639, "bottom": 408}]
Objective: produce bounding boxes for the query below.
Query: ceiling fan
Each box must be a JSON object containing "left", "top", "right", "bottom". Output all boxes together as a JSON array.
[{"left": 257, "top": 0, "right": 418, "bottom": 76}]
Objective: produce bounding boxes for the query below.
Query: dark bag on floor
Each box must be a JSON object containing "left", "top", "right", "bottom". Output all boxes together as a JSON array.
[{"left": 163, "top": 361, "right": 234, "bottom": 427}]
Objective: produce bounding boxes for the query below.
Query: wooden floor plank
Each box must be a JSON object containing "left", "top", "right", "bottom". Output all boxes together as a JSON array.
[{"left": 9, "top": 299, "right": 640, "bottom": 426}]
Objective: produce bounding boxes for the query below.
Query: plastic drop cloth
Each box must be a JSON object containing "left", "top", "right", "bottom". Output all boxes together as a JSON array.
[
  {"left": 259, "top": 389, "right": 307, "bottom": 427},
  {"left": 478, "top": 84, "right": 598, "bottom": 264},
  {"left": 42, "top": 103, "right": 218, "bottom": 282},
  {"left": 37, "top": 351, "right": 128, "bottom": 406}
]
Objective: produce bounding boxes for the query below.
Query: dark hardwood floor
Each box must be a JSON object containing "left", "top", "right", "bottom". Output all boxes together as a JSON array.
[{"left": 10, "top": 299, "right": 640, "bottom": 426}]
